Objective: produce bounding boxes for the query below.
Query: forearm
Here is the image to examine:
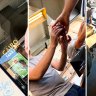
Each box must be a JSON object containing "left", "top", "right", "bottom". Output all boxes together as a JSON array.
[
  {"left": 59, "top": 51, "right": 67, "bottom": 71},
  {"left": 52, "top": 47, "right": 67, "bottom": 71},
  {"left": 75, "top": 27, "right": 85, "bottom": 49},
  {"left": 62, "top": 0, "right": 79, "bottom": 17},
  {"left": 75, "top": 37, "right": 85, "bottom": 49},
  {"left": 75, "top": 40, "right": 83, "bottom": 49},
  {"left": 29, "top": 44, "right": 56, "bottom": 80}
]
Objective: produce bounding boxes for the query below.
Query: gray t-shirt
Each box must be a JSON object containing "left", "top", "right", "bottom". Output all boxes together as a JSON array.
[{"left": 29, "top": 54, "right": 72, "bottom": 96}]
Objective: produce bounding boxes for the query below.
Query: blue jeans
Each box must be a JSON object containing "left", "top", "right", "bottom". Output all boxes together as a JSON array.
[{"left": 65, "top": 84, "right": 85, "bottom": 96}]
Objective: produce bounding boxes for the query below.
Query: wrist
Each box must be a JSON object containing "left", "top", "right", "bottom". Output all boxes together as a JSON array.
[
  {"left": 75, "top": 40, "right": 81, "bottom": 49},
  {"left": 61, "top": 10, "right": 70, "bottom": 19},
  {"left": 75, "top": 39, "right": 84, "bottom": 49},
  {"left": 49, "top": 43, "right": 57, "bottom": 49},
  {"left": 61, "top": 48, "right": 67, "bottom": 55},
  {"left": 61, "top": 51, "right": 67, "bottom": 58},
  {"left": 61, "top": 44, "right": 67, "bottom": 51},
  {"left": 61, "top": 48, "right": 67, "bottom": 53}
]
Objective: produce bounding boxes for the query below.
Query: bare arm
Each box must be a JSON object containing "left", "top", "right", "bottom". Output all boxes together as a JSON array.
[
  {"left": 51, "top": 34, "right": 71, "bottom": 71},
  {"left": 54, "top": 0, "right": 79, "bottom": 32},
  {"left": 51, "top": 46, "right": 67, "bottom": 71},
  {"left": 29, "top": 26, "right": 63, "bottom": 80},
  {"left": 29, "top": 45, "right": 56, "bottom": 80},
  {"left": 62, "top": 0, "right": 79, "bottom": 17},
  {"left": 75, "top": 22, "right": 86, "bottom": 49}
]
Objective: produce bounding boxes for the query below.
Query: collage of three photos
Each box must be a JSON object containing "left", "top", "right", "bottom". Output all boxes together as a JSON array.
[{"left": 0, "top": 0, "right": 96, "bottom": 96}]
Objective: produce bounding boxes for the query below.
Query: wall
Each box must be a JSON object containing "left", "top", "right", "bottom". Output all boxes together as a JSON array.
[{"left": 0, "top": 0, "right": 26, "bottom": 11}]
